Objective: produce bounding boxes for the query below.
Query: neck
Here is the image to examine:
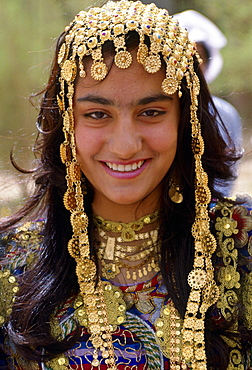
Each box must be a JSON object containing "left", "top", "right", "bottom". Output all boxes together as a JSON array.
[{"left": 92, "top": 192, "right": 161, "bottom": 223}]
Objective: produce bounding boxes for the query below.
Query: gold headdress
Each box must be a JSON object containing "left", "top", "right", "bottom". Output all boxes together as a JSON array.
[{"left": 58, "top": 1, "right": 219, "bottom": 369}]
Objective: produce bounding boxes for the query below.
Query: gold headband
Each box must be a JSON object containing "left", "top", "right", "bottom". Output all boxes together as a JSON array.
[
  {"left": 58, "top": 1, "right": 219, "bottom": 369},
  {"left": 57, "top": 0, "right": 201, "bottom": 98}
]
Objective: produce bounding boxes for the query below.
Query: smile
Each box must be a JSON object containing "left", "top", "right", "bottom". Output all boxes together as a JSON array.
[{"left": 105, "top": 160, "right": 145, "bottom": 172}]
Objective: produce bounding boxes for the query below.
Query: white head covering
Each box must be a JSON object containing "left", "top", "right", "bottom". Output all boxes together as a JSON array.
[{"left": 174, "top": 10, "right": 227, "bottom": 83}]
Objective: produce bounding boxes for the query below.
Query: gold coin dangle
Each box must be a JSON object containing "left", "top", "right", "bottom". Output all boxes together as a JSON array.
[
  {"left": 90, "top": 61, "right": 108, "bottom": 81},
  {"left": 161, "top": 77, "right": 179, "bottom": 95},
  {"left": 63, "top": 190, "right": 77, "bottom": 211},
  {"left": 143, "top": 54, "right": 161, "bottom": 73},
  {"left": 187, "top": 268, "right": 207, "bottom": 289},
  {"left": 61, "top": 60, "right": 77, "bottom": 82},
  {"left": 114, "top": 50, "right": 132, "bottom": 69}
]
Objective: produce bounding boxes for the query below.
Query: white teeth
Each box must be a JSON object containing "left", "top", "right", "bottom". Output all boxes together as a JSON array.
[
  {"left": 117, "top": 164, "right": 124, "bottom": 172},
  {"left": 125, "top": 164, "right": 132, "bottom": 172},
  {"left": 132, "top": 163, "right": 137, "bottom": 170},
  {"left": 105, "top": 161, "right": 144, "bottom": 172}
]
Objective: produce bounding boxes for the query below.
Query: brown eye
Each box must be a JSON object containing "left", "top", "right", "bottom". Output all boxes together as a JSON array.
[
  {"left": 141, "top": 110, "right": 165, "bottom": 117},
  {"left": 84, "top": 111, "right": 109, "bottom": 119}
]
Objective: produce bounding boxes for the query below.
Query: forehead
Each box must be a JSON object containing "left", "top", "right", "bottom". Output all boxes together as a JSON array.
[{"left": 74, "top": 50, "right": 169, "bottom": 105}]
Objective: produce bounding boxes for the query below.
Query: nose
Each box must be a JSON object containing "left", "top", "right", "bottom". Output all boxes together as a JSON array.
[{"left": 108, "top": 117, "right": 142, "bottom": 159}]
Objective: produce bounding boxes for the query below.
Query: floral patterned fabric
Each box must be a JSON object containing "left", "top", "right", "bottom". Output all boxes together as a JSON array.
[{"left": 1, "top": 198, "right": 252, "bottom": 369}]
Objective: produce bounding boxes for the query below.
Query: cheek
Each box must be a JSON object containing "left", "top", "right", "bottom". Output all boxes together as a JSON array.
[
  {"left": 147, "top": 125, "right": 178, "bottom": 153},
  {"left": 75, "top": 128, "right": 104, "bottom": 165},
  {"left": 75, "top": 129, "right": 91, "bottom": 165}
]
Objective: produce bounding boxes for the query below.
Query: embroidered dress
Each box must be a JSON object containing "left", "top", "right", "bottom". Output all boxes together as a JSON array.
[{"left": 1, "top": 198, "right": 252, "bottom": 369}]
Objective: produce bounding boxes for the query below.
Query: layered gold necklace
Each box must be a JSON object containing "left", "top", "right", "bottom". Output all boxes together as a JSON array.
[{"left": 93, "top": 210, "right": 161, "bottom": 281}]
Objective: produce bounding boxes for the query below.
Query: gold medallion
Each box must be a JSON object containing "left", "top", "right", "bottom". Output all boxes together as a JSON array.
[
  {"left": 187, "top": 268, "right": 207, "bottom": 289},
  {"left": 61, "top": 60, "right": 77, "bottom": 82},
  {"left": 114, "top": 50, "right": 132, "bottom": 69},
  {"left": 161, "top": 77, "right": 179, "bottom": 95},
  {"left": 203, "top": 233, "right": 217, "bottom": 254},
  {"left": 68, "top": 237, "right": 80, "bottom": 259},
  {"left": 70, "top": 211, "right": 89, "bottom": 231},
  {"left": 90, "top": 61, "right": 108, "bottom": 80},
  {"left": 143, "top": 54, "right": 161, "bottom": 73},
  {"left": 196, "top": 185, "right": 211, "bottom": 204},
  {"left": 69, "top": 161, "right": 81, "bottom": 182},
  {"left": 76, "top": 259, "right": 96, "bottom": 282},
  {"left": 63, "top": 190, "right": 77, "bottom": 211},
  {"left": 168, "top": 186, "right": 183, "bottom": 203},
  {"left": 202, "top": 282, "right": 219, "bottom": 306}
]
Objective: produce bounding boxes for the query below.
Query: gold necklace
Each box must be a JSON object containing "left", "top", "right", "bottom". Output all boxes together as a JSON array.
[
  {"left": 94, "top": 211, "right": 160, "bottom": 280},
  {"left": 93, "top": 209, "right": 160, "bottom": 242},
  {"left": 96, "top": 233, "right": 160, "bottom": 280}
]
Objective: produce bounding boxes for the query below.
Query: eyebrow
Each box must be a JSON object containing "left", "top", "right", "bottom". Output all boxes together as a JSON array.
[
  {"left": 76, "top": 95, "right": 114, "bottom": 105},
  {"left": 76, "top": 93, "right": 173, "bottom": 107}
]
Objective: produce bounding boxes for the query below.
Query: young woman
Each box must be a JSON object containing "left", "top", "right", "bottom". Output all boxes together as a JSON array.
[{"left": 1, "top": 1, "right": 252, "bottom": 369}]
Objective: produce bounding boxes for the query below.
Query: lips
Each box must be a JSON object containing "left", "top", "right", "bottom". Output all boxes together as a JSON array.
[{"left": 105, "top": 160, "right": 145, "bottom": 172}]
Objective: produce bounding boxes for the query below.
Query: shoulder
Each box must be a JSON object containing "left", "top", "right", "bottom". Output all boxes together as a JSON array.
[
  {"left": 210, "top": 196, "right": 252, "bottom": 329},
  {"left": 210, "top": 195, "right": 252, "bottom": 267},
  {"left": 0, "top": 220, "right": 44, "bottom": 273},
  {"left": 0, "top": 220, "right": 44, "bottom": 327}
]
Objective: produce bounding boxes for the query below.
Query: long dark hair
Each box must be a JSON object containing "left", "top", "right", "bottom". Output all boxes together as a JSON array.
[{"left": 0, "top": 28, "right": 247, "bottom": 368}]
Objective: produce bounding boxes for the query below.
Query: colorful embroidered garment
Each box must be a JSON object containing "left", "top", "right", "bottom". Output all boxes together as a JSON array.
[{"left": 1, "top": 198, "right": 252, "bottom": 369}]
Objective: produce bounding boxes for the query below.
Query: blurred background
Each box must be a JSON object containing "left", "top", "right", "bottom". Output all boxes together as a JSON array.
[{"left": 0, "top": 0, "right": 252, "bottom": 217}]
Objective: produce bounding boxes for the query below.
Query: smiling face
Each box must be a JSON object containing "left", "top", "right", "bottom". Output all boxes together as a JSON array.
[{"left": 74, "top": 52, "right": 180, "bottom": 219}]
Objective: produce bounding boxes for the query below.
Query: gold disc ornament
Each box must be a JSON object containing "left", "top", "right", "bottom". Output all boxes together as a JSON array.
[
  {"left": 63, "top": 190, "right": 77, "bottom": 211},
  {"left": 168, "top": 186, "right": 183, "bottom": 203},
  {"left": 196, "top": 185, "right": 211, "bottom": 205},
  {"left": 61, "top": 60, "right": 77, "bottom": 82},
  {"left": 114, "top": 50, "right": 133, "bottom": 69},
  {"left": 70, "top": 211, "right": 89, "bottom": 231},
  {"left": 143, "top": 54, "right": 161, "bottom": 73},
  {"left": 90, "top": 61, "right": 108, "bottom": 81},
  {"left": 161, "top": 77, "right": 179, "bottom": 95},
  {"left": 68, "top": 237, "right": 81, "bottom": 259},
  {"left": 76, "top": 259, "right": 96, "bottom": 282},
  {"left": 202, "top": 283, "right": 219, "bottom": 307},
  {"left": 187, "top": 268, "right": 207, "bottom": 289},
  {"left": 69, "top": 162, "right": 81, "bottom": 182}
]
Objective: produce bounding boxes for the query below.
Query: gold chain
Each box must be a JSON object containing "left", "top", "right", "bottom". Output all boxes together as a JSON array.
[{"left": 93, "top": 209, "right": 160, "bottom": 242}]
